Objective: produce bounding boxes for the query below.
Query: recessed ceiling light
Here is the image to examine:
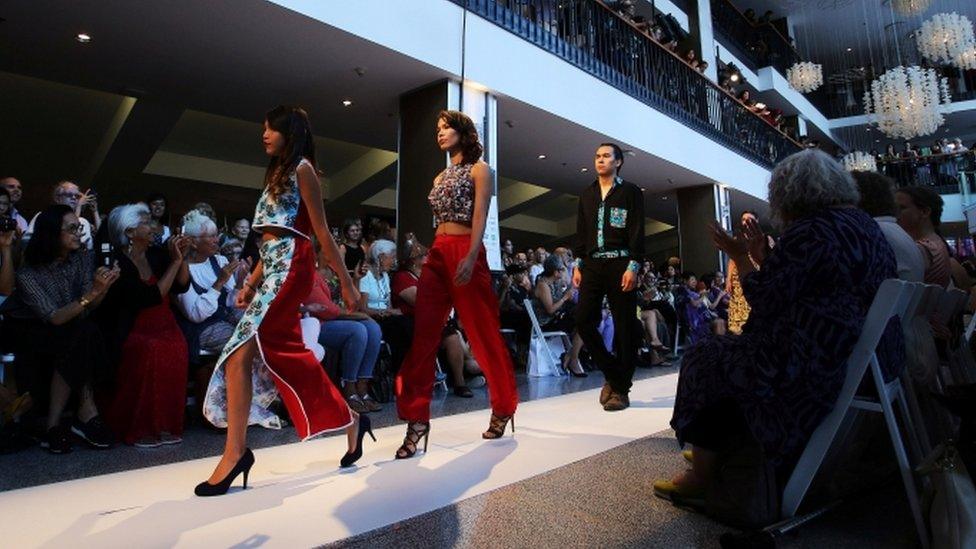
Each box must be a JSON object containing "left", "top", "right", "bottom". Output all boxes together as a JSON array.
[
  {"left": 661, "top": 196, "right": 670, "bottom": 201},
  {"left": 580, "top": 167, "right": 588, "bottom": 172},
  {"left": 76, "top": 33, "right": 91, "bottom": 43},
  {"left": 846, "top": 47, "right": 852, "bottom": 52},
  {"left": 341, "top": 99, "right": 353, "bottom": 107},
  {"left": 537, "top": 154, "right": 547, "bottom": 160}
]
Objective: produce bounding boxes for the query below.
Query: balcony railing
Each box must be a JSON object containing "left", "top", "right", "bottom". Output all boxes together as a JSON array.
[
  {"left": 452, "top": 0, "right": 801, "bottom": 168},
  {"left": 878, "top": 150, "right": 976, "bottom": 196},
  {"left": 709, "top": 0, "right": 798, "bottom": 76}
]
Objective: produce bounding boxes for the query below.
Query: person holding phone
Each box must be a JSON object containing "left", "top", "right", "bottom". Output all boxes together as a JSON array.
[
  {"left": 196, "top": 106, "right": 370, "bottom": 497},
  {"left": 24, "top": 181, "right": 99, "bottom": 249}
]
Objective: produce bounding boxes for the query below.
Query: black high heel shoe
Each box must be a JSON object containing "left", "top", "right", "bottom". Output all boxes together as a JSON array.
[
  {"left": 195, "top": 448, "right": 255, "bottom": 497},
  {"left": 482, "top": 413, "right": 515, "bottom": 439},
  {"left": 340, "top": 414, "right": 376, "bottom": 468},
  {"left": 561, "top": 354, "right": 588, "bottom": 378},
  {"left": 395, "top": 421, "right": 430, "bottom": 459}
]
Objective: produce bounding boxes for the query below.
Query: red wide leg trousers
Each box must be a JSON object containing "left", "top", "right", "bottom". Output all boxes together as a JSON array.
[{"left": 395, "top": 235, "right": 519, "bottom": 422}]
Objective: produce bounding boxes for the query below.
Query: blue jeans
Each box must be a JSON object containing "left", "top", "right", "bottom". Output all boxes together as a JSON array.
[{"left": 318, "top": 318, "right": 382, "bottom": 383}]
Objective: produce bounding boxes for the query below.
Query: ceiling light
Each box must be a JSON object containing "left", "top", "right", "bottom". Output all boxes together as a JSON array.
[
  {"left": 537, "top": 154, "right": 547, "bottom": 160},
  {"left": 75, "top": 33, "right": 91, "bottom": 43},
  {"left": 580, "top": 167, "right": 588, "bottom": 173},
  {"left": 730, "top": 73, "right": 740, "bottom": 82},
  {"left": 661, "top": 196, "right": 670, "bottom": 201},
  {"left": 846, "top": 47, "right": 853, "bottom": 52},
  {"left": 341, "top": 99, "right": 353, "bottom": 107}
]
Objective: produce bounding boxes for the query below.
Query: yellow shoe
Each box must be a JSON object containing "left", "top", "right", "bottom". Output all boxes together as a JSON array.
[
  {"left": 652, "top": 478, "right": 705, "bottom": 501},
  {"left": 682, "top": 449, "right": 694, "bottom": 463}
]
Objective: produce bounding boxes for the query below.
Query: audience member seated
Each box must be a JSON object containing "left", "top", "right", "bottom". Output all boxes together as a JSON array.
[
  {"left": 0, "top": 190, "right": 17, "bottom": 297},
  {"left": 220, "top": 238, "right": 243, "bottom": 263},
  {"left": 853, "top": 171, "right": 924, "bottom": 282},
  {"left": 305, "top": 260, "right": 383, "bottom": 414},
  {"left": 359, "top": 239, "right": 412, "bottom": 373},
  {"left": 193, "top": 202, "right": 217, "bottom": 223},
  {"left": 14, "top": 205, "right": 119, "bottom": 453},
  {"left": 895, "top": 186, "right": 953, "bottom": 288},
  {"left": 654, "top": 149, "right": 904, "bottom": 501},
  {"left": 498, "top": 263, "right": 532, "bottom": 346},
  {"left": 392, "top": 240, "right": 480, "bottom": 397},
  {"left": 0, "top": 177, "right": 28, "bottom": 232},
  {"left": 25, "top": 181, "right": 99, "bottom": 250},
  {"left": 532, "top": 255, "right": 586, "bottom": 376},
  {"left": 676, "top": 272, "right": 725, "bottom": 344},
  {"left": 529, "top": 247, "right": 547, "bottom": 284},
  {"left": 636, "top": 267, "right": 673, "bottom": 359},
  {"left": 174, "top": 210, "right": 245, "bottom": 417},
  {"left": 99, "top": 204, "right": 191, "bottom": 448},
  {"left": 339, "top": 218, "right": 367, "bottom": 274},
  {"left": 230, "top": 218, "right": 250, "bottom": 244},
  {"left": 145, "top": 193, "right": 172, "bottom": 245},
  {"left": 701, "top": 271, "right": 730, "bottom": 322}
]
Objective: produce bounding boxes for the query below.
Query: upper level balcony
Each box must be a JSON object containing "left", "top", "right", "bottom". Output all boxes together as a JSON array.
[
  {"left": 709, "top": 0, "right": 798, "bottom": 77},
  {"left": 450, "top": 0, "right": 802, "bottom": 168}
]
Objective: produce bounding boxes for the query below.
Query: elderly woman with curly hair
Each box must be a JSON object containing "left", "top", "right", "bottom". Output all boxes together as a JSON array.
[{"left": 653, "top": 149, "right": 904, "bottom": 500}]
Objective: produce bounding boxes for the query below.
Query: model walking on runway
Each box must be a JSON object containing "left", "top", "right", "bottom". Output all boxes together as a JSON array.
[
  {"left": 394, "top": 110, "right": 519, "bottom": 459},
  {"left": 195, "top": 106, "right": 373, "bottom": 497},
  {"left": 573, "top": 143, "right": 645, "bottom": 412}
]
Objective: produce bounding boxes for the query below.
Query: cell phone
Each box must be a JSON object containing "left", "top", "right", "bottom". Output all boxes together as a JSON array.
[{"left": 100, "top": 242, "right": 113, "bottom": 267}]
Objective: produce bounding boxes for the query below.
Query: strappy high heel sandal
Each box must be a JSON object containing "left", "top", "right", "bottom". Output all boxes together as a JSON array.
[
  {"left": 395, "top": 421, "right": 430, "bottom": 460},
  {"left": 482, "top": 413, "right": 515, "bottom": 439}
]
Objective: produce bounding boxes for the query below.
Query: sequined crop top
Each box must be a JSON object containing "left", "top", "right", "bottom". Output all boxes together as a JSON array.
[
  {"left": 252, "top": 158, "right": 312, "bottom": 240},
  {"left": 428, "top": 163, "right": 474, "bottom": 226}
]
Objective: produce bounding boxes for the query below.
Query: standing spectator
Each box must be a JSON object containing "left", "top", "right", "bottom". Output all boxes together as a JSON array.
[
  {"left": 305, "top": 261, "right": 383, "bottom": 414},
  {"left": 0, "top": 177, "right": 28, "bottom": 232},
  {"left": 146, "top": 193, "right": 172, "bottom": 245},
  {"left": 26, "top": 181, "right": 99, "bottom": 249},
  {"left": 99, "top": 204, "right": 191, "bottom": 447},
  {"left": 339, "top": 218, "right": 367, "bottom": 274},
  {"left": 502, "top": 239, "right": 515, "bottom": 266},
  {"left": 16, "top": 205, "right": 120, "bottom": 453},
  {"left": 529, "top": 247, "right": 547, "bottom": 284},
  {"left": 0, "top": 203, "right": 15, "bottom": 297}
]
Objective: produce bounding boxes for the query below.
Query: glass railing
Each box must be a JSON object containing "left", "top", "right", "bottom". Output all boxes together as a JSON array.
[
  {"left": 452, "top": 0, "right": 802, "bottom": 168},
  {"left": 878, "top": 150, "right": 976, "bottom": 197},
  {"left": 709, "top": 0, "right": 798, "bottom": 76}
]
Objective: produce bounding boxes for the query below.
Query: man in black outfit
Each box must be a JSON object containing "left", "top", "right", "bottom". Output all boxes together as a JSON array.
[{"left": 573, "top": 143, "right": 645, "bottom": 411}]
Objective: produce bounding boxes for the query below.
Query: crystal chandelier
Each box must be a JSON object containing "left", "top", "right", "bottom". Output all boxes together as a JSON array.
[
  {"left": 891, "top": 0, "right": 931, "bottom": 17},
  {"left": 842, "top": 151, "right": 877, "bottom": 173},
  {"left": 786, "top": 61, "right": 823, "bottom": 93},
  {"left": 862, "top": 65, "right": 951, "bottom": 140},
  {"left": 916, "top": 12, "right": 976, "bottom": 70}
]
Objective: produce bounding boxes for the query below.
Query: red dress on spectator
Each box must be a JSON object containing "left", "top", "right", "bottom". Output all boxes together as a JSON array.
[
  {"left": 105, "top": 276, "right": 188, "bottom": 444},
  {"left": 391, "top": 270, "right": 419, "bottom": 317}
]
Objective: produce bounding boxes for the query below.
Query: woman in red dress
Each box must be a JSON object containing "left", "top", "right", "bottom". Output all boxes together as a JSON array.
[
  {"left": 196, "top": 106, "right": 372, "bottom": 497},
  {"left": 100, "top": 203, "right": 191, "bottom": 447}
]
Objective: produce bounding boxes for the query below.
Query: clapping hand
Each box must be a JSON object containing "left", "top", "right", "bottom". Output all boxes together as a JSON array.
[{"left": 92, "top": 264, "right": 121, "bottom": 295}]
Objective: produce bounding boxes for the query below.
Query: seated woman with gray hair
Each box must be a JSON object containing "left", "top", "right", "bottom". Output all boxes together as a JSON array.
[
  {"left": 358, "top": 238, "right": 413, "bottom": 373},
  {"left": 175, "top": 210, "right": 282, "bottom": 429},
  {"left": 654, "top": 149, "right": 904, "bottom": 503},
  {"left": 97, "top": 203, "right": 192, "bottom": 448}
]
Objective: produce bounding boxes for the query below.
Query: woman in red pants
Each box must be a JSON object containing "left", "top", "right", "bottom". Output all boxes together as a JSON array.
[
  {"left": 394, "top": 110, "right": 519, "bottom": 459},
  {"left": 195, "top": 106, "right": 373, "bottom": 496}
]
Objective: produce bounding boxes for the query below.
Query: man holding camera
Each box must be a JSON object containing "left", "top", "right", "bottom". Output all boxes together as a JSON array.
[
  {"left": 573, "top": 143, "right": 645, "bottom": 412},
  {"left": 25, "top": 181, "right": 100, "bottom": 250}
]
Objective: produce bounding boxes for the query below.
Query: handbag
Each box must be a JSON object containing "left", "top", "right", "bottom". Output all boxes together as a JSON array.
[
  {"left": 918, "top": 442, "right": 976, "bottom": 549},
  {"left": 527, "top": 336, "right": 563, "bottom": 377}
]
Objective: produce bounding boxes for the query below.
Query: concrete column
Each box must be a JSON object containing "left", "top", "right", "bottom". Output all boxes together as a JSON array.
[
  {"left": 676, "top": 184, "right": 728, "bottom": 275},
  {"left": 396, "top": 79, "right": 502, "bottom": 268},
  {"left": 690, "top": 0, "right": 718, "bottom": 81}
]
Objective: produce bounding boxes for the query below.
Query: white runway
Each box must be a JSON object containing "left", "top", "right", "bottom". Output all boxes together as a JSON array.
[{"left": 0, "top": 374, "right": 679, "bottom": 548}]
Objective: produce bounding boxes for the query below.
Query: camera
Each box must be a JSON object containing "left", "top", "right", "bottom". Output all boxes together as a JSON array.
[{"left": 0, "top": 216, "right": 17, "bottom": 233}]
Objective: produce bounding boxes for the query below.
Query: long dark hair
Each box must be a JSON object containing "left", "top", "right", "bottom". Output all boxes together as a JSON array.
[
  {"left": 145, "top": 192, "right": 170, "bottom": 225},
  {"left": 264, "top": 105, "right": 317, "bottom": 199},
  {"left": 24, "top": 205, "right": 74, "bottom": 266},
  {"left": 342, "top": 218, "right": 363, "bottom": 245},
  {"left": 438, "top": 110, "right": 483, "bottom": 165}
]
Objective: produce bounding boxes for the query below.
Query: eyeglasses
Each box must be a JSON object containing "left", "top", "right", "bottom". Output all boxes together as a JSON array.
[
  {"left": 62, "top": 223, "right": 84, "bottom": 235},
  {"left": 57, "top": 192, "right": 83, "bottom": 200}
]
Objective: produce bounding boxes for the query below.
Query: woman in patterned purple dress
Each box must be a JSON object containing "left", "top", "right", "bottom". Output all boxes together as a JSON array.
[{"left": 654, "top": 149, "right": 904, "bottom": 499}]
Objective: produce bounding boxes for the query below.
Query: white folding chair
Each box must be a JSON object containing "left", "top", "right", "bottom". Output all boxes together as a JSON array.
[
  {"left": 781, "top": 280, "right": 929, "bottom": 549},
  {"left": 523, "top": 298, "right": 570, "bottom": 376},
  {"left": 936, "top": 288, "right": 976, "bottom": 385}
]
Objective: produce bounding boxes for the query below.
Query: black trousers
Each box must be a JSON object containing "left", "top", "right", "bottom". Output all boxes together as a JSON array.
[{"left": 576, "top": 258, "right": 639, "bottom": 394}]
